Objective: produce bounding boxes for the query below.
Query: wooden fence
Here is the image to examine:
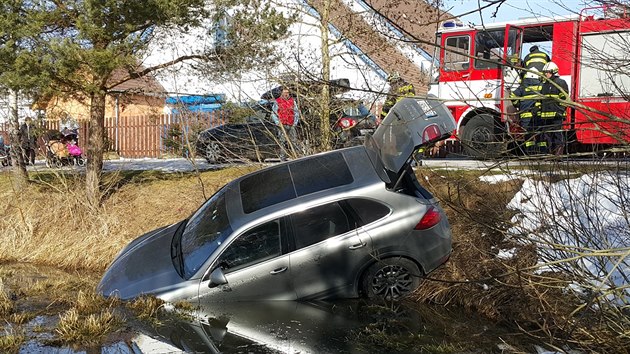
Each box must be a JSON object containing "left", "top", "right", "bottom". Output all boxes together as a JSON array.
[{"left": 0, "top": 111, "right": 227, "bottom": 158}]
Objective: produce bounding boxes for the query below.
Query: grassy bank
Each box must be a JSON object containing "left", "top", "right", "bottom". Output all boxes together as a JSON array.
[{"left": 0, "top": 166, "right": 258, "bottom": 271}]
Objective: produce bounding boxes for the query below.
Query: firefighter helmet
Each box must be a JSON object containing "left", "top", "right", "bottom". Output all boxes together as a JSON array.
[
  {"left": 524, "top": 67, "right": 540, "bottom": 79},
  {"left": 387, "top": 71, "right": 401, "bottom": 82},
  {"left": 542, "top": 61, "right": 559, "bottom": 74}
]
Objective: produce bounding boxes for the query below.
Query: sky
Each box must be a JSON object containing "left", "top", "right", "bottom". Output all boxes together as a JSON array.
[{"left": 443, "top": 0, "right": 581, "bottom": 24}]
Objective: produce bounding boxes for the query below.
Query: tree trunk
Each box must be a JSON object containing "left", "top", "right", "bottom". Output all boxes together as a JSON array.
[
  {"left": 319, "top": 0, "right": 332, "bottom": 151},
  {"left": 8, "top": 89, "right": 28, "bottom": 186},
  {"left": 85, "top": 90, "right": 106, "bottom": 207}
]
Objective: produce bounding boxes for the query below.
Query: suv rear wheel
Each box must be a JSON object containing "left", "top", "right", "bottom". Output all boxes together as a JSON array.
[{"left": 362, "top": 258, "right": 421, "bottom": 300}]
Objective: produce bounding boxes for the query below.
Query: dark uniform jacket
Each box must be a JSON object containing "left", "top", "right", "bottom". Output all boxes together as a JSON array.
[
  {"left": 540, "top": 75, "right": 569, "bottom": 120},
  {"left": 511, "top": 78, "right": 542, "bottom": 119},
  {"left": 523, "top": 49, "right": 550, "bottom": 72},
  {"left": 19, "top": 123, "right": 37, "bottom": 149}
]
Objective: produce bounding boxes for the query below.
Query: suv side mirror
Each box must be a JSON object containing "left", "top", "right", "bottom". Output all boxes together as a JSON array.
[{"left": 208, "top": 267, "right": 228, "bottom": 288}]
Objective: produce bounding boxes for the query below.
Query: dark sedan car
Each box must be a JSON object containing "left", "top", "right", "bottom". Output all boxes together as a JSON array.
[
  {"left": 196, "top": 99, "right": 377, "bottom": 163},
  {"left": 98, "top": 97, "right": 456, "bottom": 303},
  {"left": 196, "top": 102, "right": 280, "bottom": 163}
]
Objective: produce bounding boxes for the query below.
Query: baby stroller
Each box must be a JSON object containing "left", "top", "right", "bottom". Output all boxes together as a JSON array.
[
  {"left": 44, "top": 129, "right": 86, "bottom": 168},
  {"left": 0, "top": 137, "right": 11, "bottom": 167}
]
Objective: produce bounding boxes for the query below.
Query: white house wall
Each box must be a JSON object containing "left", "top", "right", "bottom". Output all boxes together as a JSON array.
[{"left": 143, "top": 0, "right": 387, "bottom": 106}]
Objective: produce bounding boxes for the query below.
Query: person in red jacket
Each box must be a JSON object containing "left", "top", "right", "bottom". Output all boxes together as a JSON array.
[{"left": 272, "top": 87, "right": 300, "bottom": 160}]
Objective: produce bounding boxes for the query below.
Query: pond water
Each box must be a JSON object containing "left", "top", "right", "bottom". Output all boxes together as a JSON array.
[
  {"left": 13, "top": 300, "right": 535, "bottom": 354},
  {"left": 1, "top": 262, "right": 537, "bottom": 353}
]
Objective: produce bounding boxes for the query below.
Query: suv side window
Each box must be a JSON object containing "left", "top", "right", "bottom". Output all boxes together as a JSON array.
[
  {"left": 345, "top": 199, "right": 390, "bottom": 225},
  {"left": 217, "top": 220, "right": 281, "bottom": 272},
  {"left": 291, "top": 202, "right": 355, "bottom": 249}
]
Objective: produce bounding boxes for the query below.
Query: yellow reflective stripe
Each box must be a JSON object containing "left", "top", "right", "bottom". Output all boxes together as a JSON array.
[
  {"left": 529, "top": 53, "right": 548, "bottom": 58},
  {"left": 525, "top": 57, "right": 548, "bottom": 65},
  {"left": 525, "top": 86, "right": 541, "bottom": 92},
  {"left": 525, "top": 141, "right": 535, "bottom": 147},
  {"left": 520, "top": 112, "right": 533, "bottom": 118},
  {"left": 537, "top": 142, "right": 548, "bottom": 147},
  {"left": 540, "top": 112, "right": 556, "bottom": 118}
]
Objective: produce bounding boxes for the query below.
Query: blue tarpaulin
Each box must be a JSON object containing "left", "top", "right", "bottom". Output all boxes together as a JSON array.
[
  {"left": 166, "top": 94, "right": 226, "bottom": 105},
  {"left": 170, "top": 103, "right": 223, "bottom": 114},
  {"left": 166, "top": 94, "right": 226, "bottom": 114}
]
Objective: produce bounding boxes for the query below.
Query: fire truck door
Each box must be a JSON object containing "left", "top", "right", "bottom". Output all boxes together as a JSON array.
[{"left": 500, "top": 25, "right": 524, "bottom": 118}]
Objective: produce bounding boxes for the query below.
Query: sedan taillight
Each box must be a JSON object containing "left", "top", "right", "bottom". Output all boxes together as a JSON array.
[
  {"left": 414, "top": 206, "right": 442, "bottom": 230},
  {"left": 338, "top": 117, "right": 356, "bottom": 128}
]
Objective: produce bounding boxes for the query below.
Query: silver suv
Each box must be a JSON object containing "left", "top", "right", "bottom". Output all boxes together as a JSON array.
[{"left": 98, "top": 97, "right": 456, "bottom": 302}]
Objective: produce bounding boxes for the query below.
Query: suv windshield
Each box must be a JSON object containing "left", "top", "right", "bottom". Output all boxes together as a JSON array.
[{"left": 180, "top": 187, "right": 232, "bottom": 279}]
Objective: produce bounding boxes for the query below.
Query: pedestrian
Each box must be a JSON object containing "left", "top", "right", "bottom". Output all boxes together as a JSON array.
[
  {"left": 19, "top": 117, "right": 37, "bottom": 165},
  {"left": 511, "top": 68, "right": 542, "bottom": 154},
  {"left": 380, "top": 72, "right": 415, "bottom": 120},
  {"left": 271, "top": 87, "right": 300, "bottom": 161},
  {"left": 539, "top": 61, "right": 569, "bottom": 155}
]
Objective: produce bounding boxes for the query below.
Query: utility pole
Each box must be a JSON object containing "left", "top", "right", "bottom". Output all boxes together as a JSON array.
[{"left": 319, "top": 0, "right": 332, "bottom": 150}]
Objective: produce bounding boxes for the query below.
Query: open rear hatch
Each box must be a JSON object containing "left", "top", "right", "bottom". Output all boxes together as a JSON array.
[{"left": 365, "top": 95, "right": 456, "bottom": 187}]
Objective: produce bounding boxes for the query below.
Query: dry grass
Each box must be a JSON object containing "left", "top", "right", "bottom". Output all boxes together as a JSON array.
[
  {"left": 126, "top": 295, "right": 166, "bottom": 322},
  {"left": 0, "top": 166, "right": 258, "bottom": 272},
  {"left": 413, "top": 167, "right": 630, "bottom": 353},
  {"left": 54, "top": 308, "right": 123, "bottom": 346},
  {"left": 0, "top": 326, "right": 25, "bottom": 354},
  {"left": 0, "top": 286, "right": 13, "bottom": 317}
]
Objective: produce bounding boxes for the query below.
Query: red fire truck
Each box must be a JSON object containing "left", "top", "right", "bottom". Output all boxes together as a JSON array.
[{"left": 428, "top": 5, "right": 630, "bottom": 157}]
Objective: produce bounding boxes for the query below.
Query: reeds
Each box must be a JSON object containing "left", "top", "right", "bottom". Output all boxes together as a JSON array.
[{"left": 0, "top": 166, "right": 255, "bottom": 272}]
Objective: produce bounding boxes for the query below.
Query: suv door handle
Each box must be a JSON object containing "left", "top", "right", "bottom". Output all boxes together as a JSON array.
[
  {"left": 349, "top": 243, "right": 366, "bottom": 250},
  {"left": 270, "top": 267, "right": 288, "bottom": 275}
]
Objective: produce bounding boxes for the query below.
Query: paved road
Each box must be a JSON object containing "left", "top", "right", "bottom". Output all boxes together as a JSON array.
[{"left": 3, "top": 155, "right": 627, "bottom": 174}]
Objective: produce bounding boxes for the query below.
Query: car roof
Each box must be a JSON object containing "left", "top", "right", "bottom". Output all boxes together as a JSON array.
[{"left": 222, "top": 146, "right": 381, "bottom": 229}]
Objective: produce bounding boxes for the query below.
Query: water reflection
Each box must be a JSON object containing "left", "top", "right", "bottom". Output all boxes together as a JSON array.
[{"left": 143, "top": 299, "right": 511, "bottom": 353}]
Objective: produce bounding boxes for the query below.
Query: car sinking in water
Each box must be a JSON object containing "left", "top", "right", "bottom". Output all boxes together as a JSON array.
[{"left": 97, "top": 96, "right": 456, "bottom": 303}]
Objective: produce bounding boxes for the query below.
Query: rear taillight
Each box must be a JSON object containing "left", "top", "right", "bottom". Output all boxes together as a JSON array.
[
  {"left": 414, "top": 206, "right": 442, "bottom": 230},
  {"left": 338, "top": 117, "right": 356, "bottom": 128}
]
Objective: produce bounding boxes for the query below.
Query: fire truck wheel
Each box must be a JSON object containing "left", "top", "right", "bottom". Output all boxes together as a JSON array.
[{"left": 461, "top": 114, "right": 505, "bottom": 159}]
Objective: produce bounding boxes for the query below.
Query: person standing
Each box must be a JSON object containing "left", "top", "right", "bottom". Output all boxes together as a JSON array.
[
  {"left": 19, "top": 117, "right": 37, "bottom": 165},
  {"left": 539, "top": 61, "right": 569, "bottom": 155},
  {"left": 511, "top": 68, "right": 542, "bottom": 154},
  {"left": 272, "top": 87, "right": 300, "bottom": 160},
  {"left": 380, "top": 72, "right": 415, "bottom": 120}
]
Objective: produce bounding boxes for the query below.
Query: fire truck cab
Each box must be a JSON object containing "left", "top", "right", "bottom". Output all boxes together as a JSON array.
[{"left": 428, "top": 6, "right": 630, "bottom": 157}]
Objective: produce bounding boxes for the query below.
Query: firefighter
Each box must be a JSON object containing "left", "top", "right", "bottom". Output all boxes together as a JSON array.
[
  {"left": 511, "top": 68, "right": 542, "bottom": 154},
  {"left": 523, "top": 45, "right": 550, "bottom": 73},
  {"left": 539, "top": 61, "right": 569, "bottom": 155},
  {"left": 380, "top": 72, "right": 415, "bottom": 120}
]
